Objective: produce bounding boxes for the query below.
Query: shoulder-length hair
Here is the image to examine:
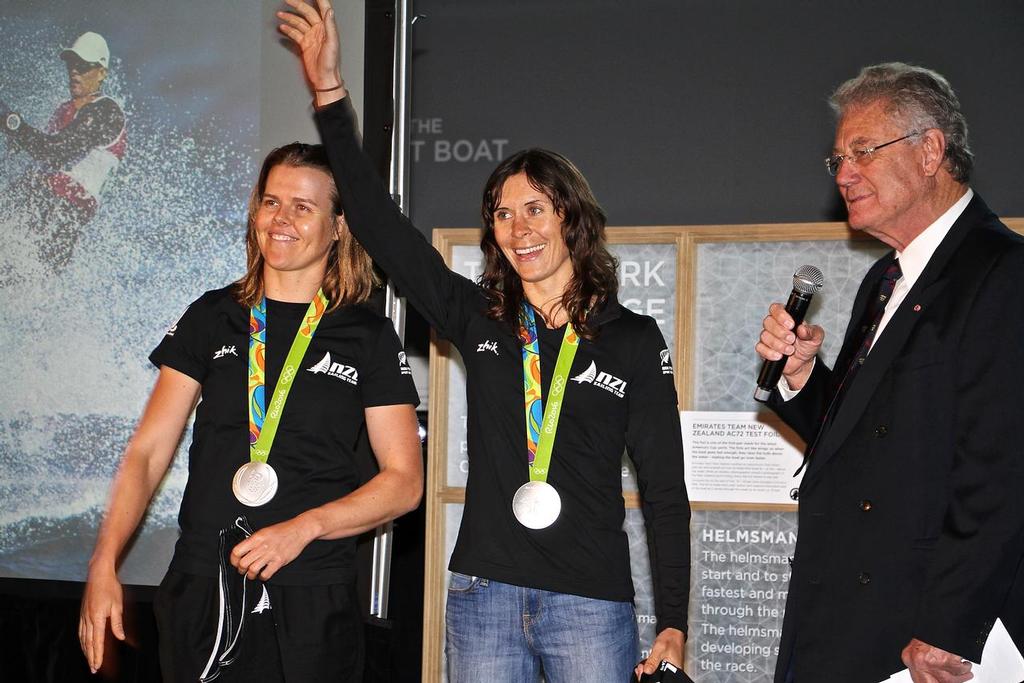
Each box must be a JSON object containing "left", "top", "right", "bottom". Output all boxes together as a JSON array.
[
  {"left": 479, "top": 148, "right": 618, "bottom": 340},
  {"left": 233, "top": 142, "right": 379, "bottom": 312}
]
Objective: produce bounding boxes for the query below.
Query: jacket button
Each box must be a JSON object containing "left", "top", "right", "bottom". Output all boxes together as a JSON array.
[
  {"left": 874, "top": 425, "right": 888, "bottom": 438},
  {"left": 858, "top": 572, "right": 871, "bottom": 585},
  {"left": 859, "top": 499, "right": 873, "bottom": 511}
]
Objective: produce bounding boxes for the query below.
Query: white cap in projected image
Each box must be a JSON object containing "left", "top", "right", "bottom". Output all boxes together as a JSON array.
[{"left": 59, "top": 31, "right": 110, "bottom": 69}]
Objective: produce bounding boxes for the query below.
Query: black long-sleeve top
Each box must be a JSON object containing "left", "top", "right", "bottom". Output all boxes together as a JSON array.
[{"left": 315, "top": 99, "right": 690, "bottom": 634}]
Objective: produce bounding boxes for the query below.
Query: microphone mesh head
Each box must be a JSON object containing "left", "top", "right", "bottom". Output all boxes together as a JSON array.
[{"left": 792, "top": 265, "right": 824, "bottom": 295}]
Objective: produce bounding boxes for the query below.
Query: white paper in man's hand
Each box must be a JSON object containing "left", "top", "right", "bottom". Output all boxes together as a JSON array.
[{"left": 882, "top": 619, "right": 1024, "bottom": 682}]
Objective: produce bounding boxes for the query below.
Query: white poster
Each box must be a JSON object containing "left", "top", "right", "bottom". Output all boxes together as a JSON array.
[{"left": 682, "top": 411, "right": 804, "bottom": 506}]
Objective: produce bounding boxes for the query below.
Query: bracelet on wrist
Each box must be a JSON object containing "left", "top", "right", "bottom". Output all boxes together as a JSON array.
[{"left": 314, "top": 84, "right": 344, "bottom": 93}]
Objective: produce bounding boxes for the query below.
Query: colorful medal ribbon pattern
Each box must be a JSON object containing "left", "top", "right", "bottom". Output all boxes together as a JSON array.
[
  {"left": 247, "top": 290, "right": 329, "bottom": 463},
  {"left": 518, "top": 303, "right": 580, "bottom": 482}
]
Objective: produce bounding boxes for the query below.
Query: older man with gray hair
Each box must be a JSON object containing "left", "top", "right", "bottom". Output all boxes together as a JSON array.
[{"left": 756, "top": 62, "right": 1024, "bottom": 682}]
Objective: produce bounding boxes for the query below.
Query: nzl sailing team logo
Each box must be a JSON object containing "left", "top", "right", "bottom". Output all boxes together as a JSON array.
[
  {"left": 570, "top": 361, "right": 627, "bottom": 398},
  {"left": 307, "top": 351, "right": 358, "bottom": 385}
]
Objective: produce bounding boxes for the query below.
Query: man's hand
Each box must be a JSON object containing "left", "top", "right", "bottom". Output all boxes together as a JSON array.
[
  {"left": 754, "top": 302, "right": 824, "bottom": 392},
  {"left": 78, "top": 568, "right": 127, "bottom": 674},
  {"left": 278, "top": 0, "right": 345, "bottom": 100},
  {"left": 901, "top": 638, "right": 974, "bottom": 683},
  {"left": 229, "top": 515, "right": 315, "bottom": 581},
  {"left": 634, "top": 627, "right": 686, "bottom": 679}
]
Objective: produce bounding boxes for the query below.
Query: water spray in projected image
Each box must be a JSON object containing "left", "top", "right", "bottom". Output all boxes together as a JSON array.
[{"left": 0, "top": 16, "right": 257, "bottom": 583}]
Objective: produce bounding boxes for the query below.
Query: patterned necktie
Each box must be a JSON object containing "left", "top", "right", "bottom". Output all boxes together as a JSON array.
[
  {"left": 802, "top": 258, "right": 902, "bottom": 469},
  {"left": 839, "top": 258, "right": 903, "bottom": 384}
]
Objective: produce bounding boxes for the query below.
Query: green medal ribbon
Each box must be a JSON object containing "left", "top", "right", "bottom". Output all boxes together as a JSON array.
[
  {"left": 519, "top": 303, "right": 580, "bottom": 481},
  {"left": 247, "top": 290, "right": 329, "bottom": 463}
]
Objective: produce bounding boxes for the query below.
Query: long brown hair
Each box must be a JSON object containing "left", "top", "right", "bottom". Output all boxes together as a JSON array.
[
  {"left": 234, "top": 142, "right": 379, "bottom": 311},
  {"left": 480, "top": 148, "right": 618, "bottom": 340}
]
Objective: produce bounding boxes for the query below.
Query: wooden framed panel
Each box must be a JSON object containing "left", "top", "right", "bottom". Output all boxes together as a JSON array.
[{"left": 677, "top": 222, "right": 887, "bottom": 512}]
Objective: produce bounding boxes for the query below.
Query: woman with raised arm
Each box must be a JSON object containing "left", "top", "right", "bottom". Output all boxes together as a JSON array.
[
  {"left": 78, "top": 142, "right": 423, "bottom": 682},
  {"left": 280, "top": 1, "right": 691, "bottom": 680}
]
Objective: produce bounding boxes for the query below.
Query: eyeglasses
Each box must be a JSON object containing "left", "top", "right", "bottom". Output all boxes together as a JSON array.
[
  {"left": 64, "top": 58, "right": 102, "bottom": 75},
  {"left": 824, "top": 131, "right": 922, "bottom": 176}
]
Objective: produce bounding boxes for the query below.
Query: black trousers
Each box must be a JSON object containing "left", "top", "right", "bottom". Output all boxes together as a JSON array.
[{"left": 153, "top": 571, "right": 364, "bottom": 683}]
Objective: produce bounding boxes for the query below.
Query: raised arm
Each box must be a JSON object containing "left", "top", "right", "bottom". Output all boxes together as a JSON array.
[
  {"left": 276, "top": 0, "right": 347, "bottom": 108},
  {"left": 79, "top": 366, "right": 200, "bottom": 674},
  {"left": 277, "top": 0, "right": 482, "bottom": 341}
]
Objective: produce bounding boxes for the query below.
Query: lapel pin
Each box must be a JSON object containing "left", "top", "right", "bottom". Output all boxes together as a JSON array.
[{"left": 913, "top": 304, "right": 922, "bottom": 312}]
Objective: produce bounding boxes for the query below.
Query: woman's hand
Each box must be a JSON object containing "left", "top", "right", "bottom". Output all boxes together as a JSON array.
[
  {"left": 229, "top": 515, "right": 316, "bottom": 581},
  {"left": 78, "top": 366, "right": 199, "bottom": 673},
  {"left": 79, "top": 568, "right": 126, "bottom": 674},
  {"left": 278, "top": 0, "right": 347, "bottom": 105},
  {"left": 635, "top": 627, "right": 686, "bottom": 679}
]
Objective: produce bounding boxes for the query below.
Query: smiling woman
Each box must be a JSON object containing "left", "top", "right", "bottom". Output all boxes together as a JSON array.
[
  {"left": 236, "top": 142, "right": 378, "bottom": 310},
  {"left": 277, "top": 0, "right": 692, "bottom": 679},
  {"left": 78, "top": 139, "right": 422, "bottom": 682},
  {"left": 491, "top": 172, "right": 573, "bottom": 290},
  {"left": 480, "top": 149, "right": 619, "bottom": 340},
  {"left": 255, "top": 165, "right": 340, "bottom": 281}
]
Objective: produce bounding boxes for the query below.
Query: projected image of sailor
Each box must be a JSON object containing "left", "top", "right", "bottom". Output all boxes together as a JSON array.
[
  {"left": 0, "top": 6, "right": 258, "bottom": 587},
  {"left": 0, "top": 31, "right": 126, "bottom": 275}
]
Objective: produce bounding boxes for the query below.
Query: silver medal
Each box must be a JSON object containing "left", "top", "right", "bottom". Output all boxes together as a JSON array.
[
  {"left": 232, "top": 461, "right": 278, "bottom": 507},
  {"left": 512, "top": 481, "right": 561, "bottom": 529}
]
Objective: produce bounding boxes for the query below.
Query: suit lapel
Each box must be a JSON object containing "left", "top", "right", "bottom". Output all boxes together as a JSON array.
[{"left": 805, "top": 195, "right": 988, "bottom": 481}]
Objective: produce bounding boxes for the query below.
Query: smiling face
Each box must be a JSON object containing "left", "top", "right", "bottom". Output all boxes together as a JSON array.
[
  {"left": 253, "top": 164, "right": 339, "bottom": 287},
  {"left": 491, "top": 172, "right": 574, "bottom": 298},
  {"left": 833, "top": 99, "right": 935, "bottom": 249}
]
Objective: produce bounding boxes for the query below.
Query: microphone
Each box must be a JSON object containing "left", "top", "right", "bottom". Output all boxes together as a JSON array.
[{"left": 753, "top": 265, "right": 824, "bottom": 402}]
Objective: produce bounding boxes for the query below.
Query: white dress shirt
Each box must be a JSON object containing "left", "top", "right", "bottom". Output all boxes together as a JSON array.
[{"left": 778, "top": 188, "right": 974, "bottom": 399}]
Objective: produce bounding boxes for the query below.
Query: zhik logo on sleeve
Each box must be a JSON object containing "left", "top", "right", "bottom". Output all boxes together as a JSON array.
[{"left": 213, "top": 345, "right": 238, "bottom": 359}]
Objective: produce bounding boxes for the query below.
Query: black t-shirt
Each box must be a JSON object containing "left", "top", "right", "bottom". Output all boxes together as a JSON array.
[
  {"left": 315, "top": 99, "right": 691, "bottom": 634},
  {"left": 150, "top": 286, "right": 419, "bottom": 585}
]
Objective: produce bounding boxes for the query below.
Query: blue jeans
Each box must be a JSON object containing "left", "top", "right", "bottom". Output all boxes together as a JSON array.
[{"left": 445, "top": 573, "right": 640, "bottom": 683}]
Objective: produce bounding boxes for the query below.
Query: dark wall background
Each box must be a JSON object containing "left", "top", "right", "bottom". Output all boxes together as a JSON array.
[{"left": 407, "top": 0, "right": 1024, "bottom": 234}]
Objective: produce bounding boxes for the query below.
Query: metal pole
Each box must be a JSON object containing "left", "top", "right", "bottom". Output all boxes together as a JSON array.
[{"left": 370, "top": 0, "right": 413, "bottom": 622}]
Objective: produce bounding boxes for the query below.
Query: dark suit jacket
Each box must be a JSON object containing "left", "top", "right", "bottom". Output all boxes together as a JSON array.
[{"left": 769, "top": 195, "right": 1024, "bottom": 683}]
